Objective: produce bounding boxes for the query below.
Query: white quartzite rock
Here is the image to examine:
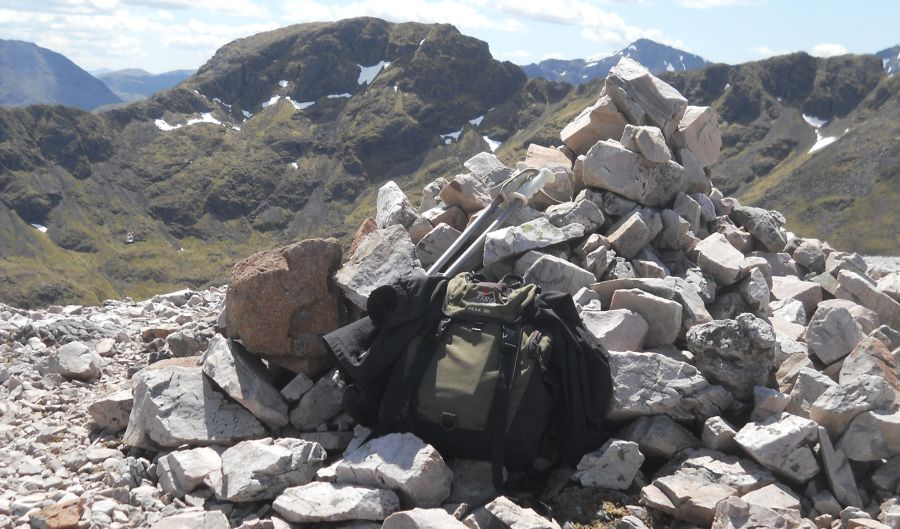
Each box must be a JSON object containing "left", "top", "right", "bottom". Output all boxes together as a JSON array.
[
  {"left": 218, "top": 437, "right": 326, "bottom": 501},
  {"left": 383, "top": 508, "right": 469, "bottom": 529},
  {"left": 289, "top": 369, "right": 344, "bottom": 431},
  {"left": 837, "top": 410, "right": 900, "bottom": 461},
  {"left": 573, "top": 439, "right": 644, "bottom": 490},
  {"left": 579, "top": 308, "right": 649, "bottom": 352},
  {"left": 522, "top": 254, "right": 596, "bottom": 296},
  {"left": 609, "top": 288, "right": 682, "bottom": 347},
  {"left": 123, "top": 365, "right": 266, "bottom": 449},
  {"left": 50, "top": 341, "right": 101, "bottom": 381},
  {"left": 803, "top": 304, "right": 864, "bottom": 365},
  {"left": 817, "top": 427, "right": 863, "bottom": 508},
  {"left": 377, "top": 180, "right": 420, "bottom": 231},
  {"left": 734, "top": 413, "right": 820, "bottom": 483},
  {"left": 560, "top": 93, "right": 627, "bottom": 156},
  {"left": 693, "top": 233, "right": 745, "bottom": 286},
  {"left": 335, "top": 225, "right": 425, "bottom": 309},
  {"left": 273, "top": 482, "right": 400, "bottom": 523},
  {"left": 332, "top": 433, "right": 452, "bottom": 508},
  {"left": 674, "top": 106, "right": 722, "bottom": 168},
  {"left": 483, "top": 217, "right": 583, "bottom": 267},
  {"left": 468, "top": 496, "right": 562, "bottom": 529},
  {"left": 545, "top": 200, "right": 604, "bottom": 233},
  {"left": 439, "top": 174, "right": 491, "bottom": 214},
  {"left": 87, "top": 389, "right": 133, "bottom": 432},
  {"left": 202, "top": 335, "right": 289, "bottom": 429},
  {"left": 729, "top": 206, "right": 787, "bottom": 253},
  {"left": 157, "top": 447, "right": 219, "bottom": 497},
  {"left": 809, "top": 375, "right": 896, "bottom": 438},
  {"left": 711, "top": 497, "right": 790, "bottom": 529},
  {"left": 150, "top": 511, "right": 230, "bottom": 529},
  {"left": 620, "top": 124, "right": 672, "bottom": 163},
  {"left": 607, "top": 351, "right": 732, "bottom": 421},
  {"left": 581, "top": 140, "right": 684, "bottom": 207},
  {"left": 606, "top": 57, "right": 687, "bottom": 138}
]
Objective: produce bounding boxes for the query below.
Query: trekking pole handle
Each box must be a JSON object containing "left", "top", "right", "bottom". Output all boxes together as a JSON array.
[{"left": 511, "top": 168, "right": 556, "bottom": 204}]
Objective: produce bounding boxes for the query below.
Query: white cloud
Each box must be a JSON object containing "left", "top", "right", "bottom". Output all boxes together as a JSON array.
[
  {"left": 122, "top": 0, "right": 270, "bottom": 18},
  {"left": 489, "top": 0, "right": 668, "bottom": 48},
  {"left": 495, "top": 49, "right": 534, "bottom": 62},
  {"left": 751, "top": 45, "right": 790, "bottom": 57},
  {"left": 281, "top": 0, "right": 524, "bottom": 32},
  {"left": 678, "top": 0, "right": 760, "bottom": 7},
  {"left": 810, "top": 43, "right": 848, "bottom": 58}
]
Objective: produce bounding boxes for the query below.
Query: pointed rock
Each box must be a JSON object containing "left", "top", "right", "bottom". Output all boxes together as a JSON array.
[
  {"left": 560, "top": 92, "right": 628, "bottom": 156},
  {"left": 202, "top": 335, "right": 289, "bottom": 429}
]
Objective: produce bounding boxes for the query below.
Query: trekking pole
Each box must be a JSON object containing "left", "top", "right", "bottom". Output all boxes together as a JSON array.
[
  {"left": 426, "top": 166, "right": 541, "bottom": 276},
  {"left": 441, "top": 167, "right": 556, "bottom": 278}
]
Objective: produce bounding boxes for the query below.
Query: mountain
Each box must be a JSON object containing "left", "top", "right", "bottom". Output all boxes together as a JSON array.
[
  {"left": 0, "top": 39, "right": 121, "bottom": 110},
  {"left": 98, "top": 69, "right": 195, "bottom": 102},
  {"left": 876, "top": 44, "right": 900, "bottom": 75},
  {"left": 1, "top": 20, "right": 897, "bottom": 310},
  {"left": 521, "top": 38, "right": 709, "bottom": 84},
  {"left": 0, "top": 18, "right": 527, "bottom": 308}
]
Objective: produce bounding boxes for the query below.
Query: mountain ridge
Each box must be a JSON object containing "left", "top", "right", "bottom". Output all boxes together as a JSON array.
[
  {"left": 0, "top": 20, "right": 897, "bottom": 310},
  {"left": 0, "top": 39, "right": 121, "bottom": 110},
  {"left": 97, "top": 69, "right": 195, "bottom": 102},
  {"left": 521, "top": 38, "right": 709, "bottom": 84}
]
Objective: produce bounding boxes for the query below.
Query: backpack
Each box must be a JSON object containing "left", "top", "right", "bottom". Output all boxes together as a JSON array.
[{"left": 323, "top": 272, "right": 612, "bottom": 491}]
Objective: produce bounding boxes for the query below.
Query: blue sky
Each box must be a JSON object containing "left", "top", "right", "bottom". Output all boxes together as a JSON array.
[{"left": 1, "top": 0, "right": 898, "bottom": 73}]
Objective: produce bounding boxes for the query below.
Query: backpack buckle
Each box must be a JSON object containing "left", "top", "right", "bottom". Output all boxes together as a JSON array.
[{"left": 441, "top": 412, "right": 457, "bottom": 430}]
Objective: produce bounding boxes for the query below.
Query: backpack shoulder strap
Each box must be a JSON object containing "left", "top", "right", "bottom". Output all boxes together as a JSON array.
[{"left": 489, "top": 322, "right": 522, "bottom": 493}]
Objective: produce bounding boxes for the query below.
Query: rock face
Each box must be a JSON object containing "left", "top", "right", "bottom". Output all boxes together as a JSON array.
[
  {"left": 226, "top": 238, "right": 344, "bottom": 376},
  {"left": 202, "top": 335, "right": 289, "bottom": 429},
  {"left": 331, "top": 433, "right": 453, "bottom": 508},
  {"left": 123, "top": 366, "right": 266, "bottom": 449}
]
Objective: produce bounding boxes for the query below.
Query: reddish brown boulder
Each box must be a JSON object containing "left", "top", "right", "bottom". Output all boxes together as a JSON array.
[
  {"left": 226, "top": 239, "right": 345, "bottom": 377},
  {"left": 29, "top": 501, "right": 81, "bottom": 529},
  {"left": 347, "top": 217, "right": 378, "bottom": 262}
]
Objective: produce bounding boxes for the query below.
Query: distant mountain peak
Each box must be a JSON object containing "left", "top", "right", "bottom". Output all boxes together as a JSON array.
[
  {"left": 0, "top": 39, "right": 121, "bottom": 110},
  {"left": 521, "top": 38, "right": 709, "bottom": 85},
  {"left": 876, "top": 44, "right": 900, "bottom": 76}
]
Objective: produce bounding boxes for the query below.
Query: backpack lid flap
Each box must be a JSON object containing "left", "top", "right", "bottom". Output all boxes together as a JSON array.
[{"left": 443, "top": 273, "right": 537, "bottom": 323}]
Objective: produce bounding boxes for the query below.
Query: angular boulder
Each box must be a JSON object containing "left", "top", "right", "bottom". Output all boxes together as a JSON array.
[
  {"left": 483, "top": 217, "right": 583, "bottom": 267},
  {"left": 202, "top": 335, "right": 289, "bottom": 429},
  {"left": 693, "top": 233, "right": 745, "bottom": 286},
  {"left": 226, "top": 238, "right": 344, "bottom": 377},
  {"left": 579, "top": 308, "right": 649, "bottom": 352},
  {"left": 218, "top": 437, "right": 326, "bottom": 501},
  {"left": 581, "top": 140, "right": 684, "bottom": 207},
  {"left": 50, "top": 341, "right": 101, "bottom": 381},
  {"left": 607, "top": 351, "right": 732, "bottom": 421},
  {"left": 331, "top": 433, "right": 452, "bottom": 508},
  {"left": 609, "top": 288, "right": 682, "bottom": 347},
  {"left": 87, "top": 389, "right": 133, "bottom": 432},
  {"left": 335, "top": 225, "right": 425, "bottom": 309},
  {"left": 686, "top": 314, "right": 778, "bottom": 401},
  {"left": 673, "top": 106, "right": 722, "bottom": 168},
  {"left": 522, "top": 253, "right": 596, "bottom": 296},
  {"left": 606, "top": 57, "right": 688, "bottom": 138},
  {"left": 573, "top": 439, "right": 644, "bottom": 490},
  {"left": 273, "top": 482, "right": 400, "bottom": 523},
  {"left": 734, "top": 413, "right": 820, "bottom": 483},
  {"left": 560, "top": 93, "right": 628, "bottom": 156},
  {"left": 123, "top": 366, "right": 266, "bottom": 449}
]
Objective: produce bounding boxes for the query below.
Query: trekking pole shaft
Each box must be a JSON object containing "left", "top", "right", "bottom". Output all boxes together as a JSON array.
[
  {"left": 442, "top": 200, "right": 522, "bottom": 278},
  {"left": 426, "top": 197, "right": 503, "bottom": 276}
]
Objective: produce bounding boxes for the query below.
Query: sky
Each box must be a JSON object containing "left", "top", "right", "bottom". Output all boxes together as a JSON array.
[{"left": 1, "top": 0, "right": 898, "bottom": 74}]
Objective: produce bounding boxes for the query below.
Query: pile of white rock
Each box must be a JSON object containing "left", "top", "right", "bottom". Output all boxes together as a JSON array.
[{"left": 1, "top": 56, "right": 898, "bottom": 529}]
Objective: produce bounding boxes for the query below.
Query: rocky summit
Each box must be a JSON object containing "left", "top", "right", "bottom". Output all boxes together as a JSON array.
[{"left": 1, "top": 57, "right": 900, "bottom": 529}]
